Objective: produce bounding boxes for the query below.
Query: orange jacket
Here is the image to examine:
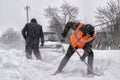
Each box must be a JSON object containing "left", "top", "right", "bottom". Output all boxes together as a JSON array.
[{"left": 70, "top": 23, "right": 96, "bottom": 48}]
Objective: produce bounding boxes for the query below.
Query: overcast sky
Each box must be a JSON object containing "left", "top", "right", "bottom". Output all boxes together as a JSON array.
[{"left": 0, "top": 0, "right": 108, "bottom": 35}]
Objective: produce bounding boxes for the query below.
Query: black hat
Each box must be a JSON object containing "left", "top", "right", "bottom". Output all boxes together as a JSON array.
[{"left": 31, "top": 18, "right": 37, "bottom": 23}]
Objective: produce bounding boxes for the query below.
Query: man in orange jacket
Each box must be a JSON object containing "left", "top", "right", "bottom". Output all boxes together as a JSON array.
[{"left": 54, "top": 21, "right": 96, "bottom": 76}]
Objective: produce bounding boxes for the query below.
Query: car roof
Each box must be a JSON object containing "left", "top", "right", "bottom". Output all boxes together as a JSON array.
[{"left": 43, "top": 32, "right": 57, "bottom": 34}]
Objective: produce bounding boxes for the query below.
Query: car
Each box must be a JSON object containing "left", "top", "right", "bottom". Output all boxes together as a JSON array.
[{"left": 40, "top": 32, "right": 65, "bottom": 53}]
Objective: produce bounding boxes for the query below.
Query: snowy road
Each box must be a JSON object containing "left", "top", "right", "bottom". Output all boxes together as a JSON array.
[{"left": 0, "top": 45, "right": 120, "bottom": 80}]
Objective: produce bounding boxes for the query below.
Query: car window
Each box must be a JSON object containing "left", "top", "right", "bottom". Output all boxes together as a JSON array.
[{"left": 44, "top": 33, "right": 59, "bottom": 41}]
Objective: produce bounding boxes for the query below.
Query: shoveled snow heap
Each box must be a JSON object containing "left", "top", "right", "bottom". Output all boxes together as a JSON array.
[{"left": 0, "top": 44, "right": 120, "bottom": 80}]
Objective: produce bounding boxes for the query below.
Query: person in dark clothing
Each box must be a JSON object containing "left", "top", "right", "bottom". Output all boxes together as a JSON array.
[
  {"left": 22, "top": 18, "right": 44, "bottom": 60},
  {"left": 54, "top": 22, "right": 96, "bottom": 76}
]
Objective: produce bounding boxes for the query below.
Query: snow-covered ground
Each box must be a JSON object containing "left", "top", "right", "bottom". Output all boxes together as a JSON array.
[{"left": 0, "top": 44, "right": 120, "bottom": 80}]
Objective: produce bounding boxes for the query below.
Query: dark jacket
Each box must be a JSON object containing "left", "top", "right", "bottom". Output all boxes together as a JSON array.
[
  {"left": 22, "top": 22, "right": 44, "bottom": 46},
  {"left": 62, "top": 22, "right": 95, "bottom": 37}
]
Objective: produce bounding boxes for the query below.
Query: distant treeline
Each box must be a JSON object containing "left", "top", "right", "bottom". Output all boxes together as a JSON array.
[{"left": 93, "top": 27, "right": 120, "bottom": 49}]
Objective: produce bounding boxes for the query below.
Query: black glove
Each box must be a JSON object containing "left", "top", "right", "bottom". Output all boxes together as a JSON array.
[
  {"left": 61, "top": 32, "right": 66, "bottom": 38},
  {"left": 41, "top": 43, "right": 44, "bottom": 47},
  {"left": 89, "top": 31, "right": 94, "bottom": 37},
  {"left": 80, "top": 56, "right": 85, "bottom": 61},
  {"left": 80, "top": 53, "right": 87, "bottom": 61},
  {"left": 23, "top": 35, "right": 26, "bottom": 40}
]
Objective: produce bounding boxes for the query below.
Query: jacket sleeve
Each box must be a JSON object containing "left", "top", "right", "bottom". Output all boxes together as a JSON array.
[
  {"left": 40, "top": 26, "right": 44, "bottom": 45},
  {"left": 91, "top": 33, "right": 96, "bottom": 41},
  {"left": 21, "top": 24, "right": 27, "bottom": 39},
  {"left": 63, "top": 22, "right": 79, "bottom": 36}
]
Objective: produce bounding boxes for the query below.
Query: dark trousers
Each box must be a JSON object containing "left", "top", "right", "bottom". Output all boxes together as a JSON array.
[
  {"left": 25, "top": 43, "right": 42, "bottom": 60},
  {"left": 56, "top": 42, "right": 94, "bottom": 74}
]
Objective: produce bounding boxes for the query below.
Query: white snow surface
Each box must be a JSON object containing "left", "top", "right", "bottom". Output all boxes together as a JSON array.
[{"left": 0, "top": 44, "right": 120, "bottom": 80}]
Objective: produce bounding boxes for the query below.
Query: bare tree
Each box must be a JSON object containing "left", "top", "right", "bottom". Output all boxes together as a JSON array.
[
  {"left": 60, "top": 1, "right": 79, "bottom": 25},
  {"left": 45, "top": 6, "right": 60, "bottom": 19},
  {"left": 45, "top": 6, "right": 63, "bottom": 38},
  {"left": 0, "top": 28, "right": 23, "bottom": 49},
  {"left": 95, "top": 0, "right": 120, "bottom": 32},
  {"left": 44, "top": 1, "right": 79, "bottom": 40},
  {"left": 94, "top": 0, "right": 120, "bottom": 49},
  {"left": 0, "top": 28, "right": 21, "bottom": 44}
]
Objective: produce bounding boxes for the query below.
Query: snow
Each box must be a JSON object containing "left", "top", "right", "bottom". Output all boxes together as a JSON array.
[{"left": 0, "top": 44, "right": 120, "bottom": 80}]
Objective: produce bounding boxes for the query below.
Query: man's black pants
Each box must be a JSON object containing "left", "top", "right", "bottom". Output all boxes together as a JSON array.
[
  {"left": 25, "top": 43, "right": 42, "bottom": 60},
  {"left": 56, "top": 42, "right": 94, "bottom": 74}
]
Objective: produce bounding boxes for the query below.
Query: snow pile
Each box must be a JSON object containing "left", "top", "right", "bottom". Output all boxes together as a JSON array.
[{"left": 0, "top": 45, "right": 120, "bottom": 80}]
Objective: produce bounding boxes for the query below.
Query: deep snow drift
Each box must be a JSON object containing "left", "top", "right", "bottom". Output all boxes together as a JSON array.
[{"left": 0, "top": 44, "right": 120, "bottom": 80}]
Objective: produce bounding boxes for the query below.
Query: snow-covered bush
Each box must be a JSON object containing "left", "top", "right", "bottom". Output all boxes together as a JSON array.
[{"left": 0, "top": 28, "right": 24, "bottom": 49}]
